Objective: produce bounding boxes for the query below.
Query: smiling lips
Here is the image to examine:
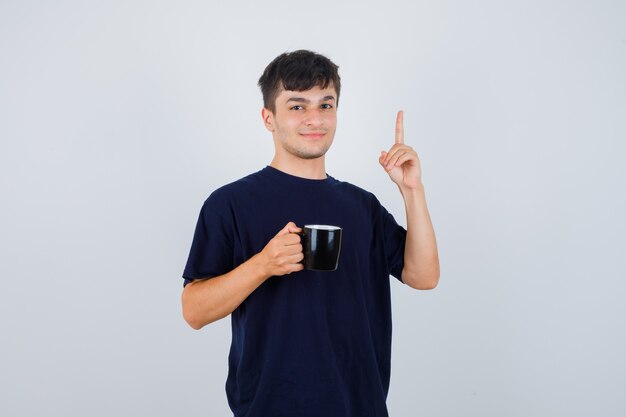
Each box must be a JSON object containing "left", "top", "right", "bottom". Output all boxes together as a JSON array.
[{"left": 300, "top": 132, "right": 326, "bottom": 139}]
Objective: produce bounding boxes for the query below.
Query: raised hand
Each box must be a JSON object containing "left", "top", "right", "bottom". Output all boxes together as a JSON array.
[{"left": 379, "top": 110, "right": 422, "bottom": 190}]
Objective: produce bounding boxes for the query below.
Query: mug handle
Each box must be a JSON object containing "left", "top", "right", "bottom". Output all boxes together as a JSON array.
[{"left": 297, "top": 228, "right": 308, "bottom": 265}]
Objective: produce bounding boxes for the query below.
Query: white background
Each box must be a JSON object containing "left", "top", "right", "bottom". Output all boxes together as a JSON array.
[{"left": 1, "top": 1, "right": 625, "bottom": 416}]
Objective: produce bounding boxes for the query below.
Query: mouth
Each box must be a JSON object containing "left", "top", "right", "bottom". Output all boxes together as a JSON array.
[{"left": 300, "top": 132, "right": 326, "bottom": 139}]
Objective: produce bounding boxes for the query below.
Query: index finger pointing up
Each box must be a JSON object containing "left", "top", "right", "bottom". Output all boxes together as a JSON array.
[{"left": 395, "top": 110, "right": 404, "bottom": 144}]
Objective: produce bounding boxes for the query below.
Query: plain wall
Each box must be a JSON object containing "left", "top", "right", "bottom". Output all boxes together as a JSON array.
[{"left": 1, "top": 1, "right": 625, "bottom": 416}]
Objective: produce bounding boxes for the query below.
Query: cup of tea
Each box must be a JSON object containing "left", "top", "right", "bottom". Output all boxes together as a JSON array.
[{"left": 300, "top": 225, "right": 343, "bottom": 271}]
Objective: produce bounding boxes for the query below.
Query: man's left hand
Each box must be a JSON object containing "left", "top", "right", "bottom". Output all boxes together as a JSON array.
[{"left": 379, "top": 110, "right": 422, "bottom": 190}]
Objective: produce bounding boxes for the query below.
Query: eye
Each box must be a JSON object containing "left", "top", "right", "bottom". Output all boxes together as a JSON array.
[
  {"left": 290, "top": 105, "right": 303, "bottom": 110},
  {"left": 321, "top": 103, "right": 334, "bottom": 109}
]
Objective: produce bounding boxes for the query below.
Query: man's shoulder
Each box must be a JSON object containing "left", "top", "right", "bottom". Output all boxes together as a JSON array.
[
  {"left": 201, "top": 169, "right": 267, "bottom": 208},
  {"left": 330, "top": 176, "right": 378, "bottom": 204},
  {"left": 215, "top": 169, "right": 265, "bottom": 192}
]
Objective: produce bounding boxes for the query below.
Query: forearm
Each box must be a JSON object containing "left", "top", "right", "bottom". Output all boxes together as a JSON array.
[
  {"left": 399, "top": 184, "right": 440, "bottom": 289},
  {"left": 182, "top": 253, "right": 270, "bottom": 329}
]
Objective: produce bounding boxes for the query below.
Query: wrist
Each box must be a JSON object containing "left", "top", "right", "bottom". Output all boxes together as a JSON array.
[
  {"left": 249, "top": 252, "right": 272, "bottom": 282},
  {"left": 398, "top": 182, "right": 425, "bottom": 197},
  {"left": 399, "top": 183, "right": 429, "bottom": 215}
]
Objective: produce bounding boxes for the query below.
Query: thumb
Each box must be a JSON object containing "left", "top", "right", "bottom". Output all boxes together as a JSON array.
[
  {"left": 379, "top": 151, "right": 387, "bottom": 166},
  {"left": 276, "top": 221, "right": 301, "bottom": 237}
]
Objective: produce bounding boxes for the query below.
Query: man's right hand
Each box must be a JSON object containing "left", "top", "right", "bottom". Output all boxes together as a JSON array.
[
  {"left": 258, "top": 222, "right": 304, "bottom": 277},
  {"left": 183, "top": 221, "right": 305, "bottom": 329}
]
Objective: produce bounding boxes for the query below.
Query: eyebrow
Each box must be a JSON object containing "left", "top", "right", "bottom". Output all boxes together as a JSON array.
[{"left": 286, "top": 95, "right": 336, "bottom": 104}]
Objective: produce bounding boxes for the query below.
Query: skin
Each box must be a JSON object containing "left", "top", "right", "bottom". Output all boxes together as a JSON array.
[
  {"left": 379, "top": 111, "right": 440, "bottom": 289},
  {"left": 182, "top": 85, "right": 439, "bottom": 330},
  {"left": 262, "top": 85, "right": 338, "bottom": 179}
]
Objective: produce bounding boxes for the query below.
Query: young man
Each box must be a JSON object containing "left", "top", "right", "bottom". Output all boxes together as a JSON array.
[{"left": 182, "top": 50, "right": 439, "bottom": 417}]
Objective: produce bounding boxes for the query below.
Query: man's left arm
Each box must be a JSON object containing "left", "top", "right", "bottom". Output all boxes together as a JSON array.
[{"left": 379, "top": 110, "right": 440, "bottom": 290}]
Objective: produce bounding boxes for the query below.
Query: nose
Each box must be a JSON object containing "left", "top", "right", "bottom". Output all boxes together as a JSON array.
[{"left": 303, "top": 108, "right": 324, "bottom": 127}]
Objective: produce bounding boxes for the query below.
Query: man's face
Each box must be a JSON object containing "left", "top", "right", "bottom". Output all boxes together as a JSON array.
[{"left": 263, "top": 85, "right": 338, "bottom": 160}]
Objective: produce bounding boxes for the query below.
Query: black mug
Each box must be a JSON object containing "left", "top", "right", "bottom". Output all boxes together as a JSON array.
[{"left": 300, "top": 225, "right": 343, "bottom": 271}]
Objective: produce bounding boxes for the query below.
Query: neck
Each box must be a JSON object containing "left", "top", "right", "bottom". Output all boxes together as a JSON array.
[{"left": 270, "top": 154, "right": 327, "bottom": 180}]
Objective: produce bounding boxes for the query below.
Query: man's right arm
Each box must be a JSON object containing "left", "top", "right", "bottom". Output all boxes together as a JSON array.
[{"left": 181, "top": 222, "right": 303, "bottom": 330}]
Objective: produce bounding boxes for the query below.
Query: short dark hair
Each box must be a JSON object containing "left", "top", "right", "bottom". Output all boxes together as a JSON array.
[{"left": 258, "top": 50, "right": 341, "bottom": 113}]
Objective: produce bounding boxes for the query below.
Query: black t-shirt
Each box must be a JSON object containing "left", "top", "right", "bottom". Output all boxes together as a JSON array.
[{"left": 183, "top": 166, "right": 406, "bottom": 417}]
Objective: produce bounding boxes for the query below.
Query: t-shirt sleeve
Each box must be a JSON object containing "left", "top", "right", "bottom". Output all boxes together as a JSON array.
[
  {"left": 375, "top": 197, "right": 407, "bottom": 282},
  {"left": 182, "top": 197, "right": 235, "bottom": 287}
]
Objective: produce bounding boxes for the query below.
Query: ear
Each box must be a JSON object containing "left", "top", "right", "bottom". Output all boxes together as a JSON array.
[{"left": 261, "top": 108, "right": 275, "bottom": 132}]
